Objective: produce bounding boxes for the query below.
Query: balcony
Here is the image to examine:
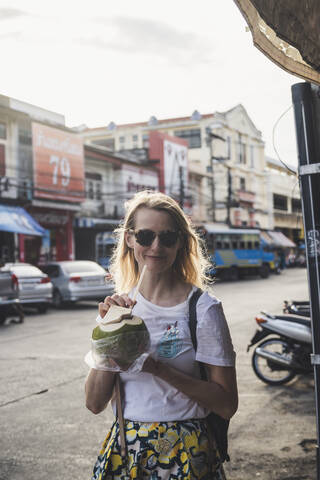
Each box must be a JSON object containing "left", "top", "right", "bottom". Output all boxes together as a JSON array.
[{"left": 236, "top": 189, "right": 255, "bottom": 204}]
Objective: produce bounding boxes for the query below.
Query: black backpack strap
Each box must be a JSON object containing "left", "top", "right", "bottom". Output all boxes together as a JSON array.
[
  {"left": 189, "top": 288, "right": 207, "bottom": 381},
  {"left": 188, "top": 287, "right": 230, "bottom": 463}
]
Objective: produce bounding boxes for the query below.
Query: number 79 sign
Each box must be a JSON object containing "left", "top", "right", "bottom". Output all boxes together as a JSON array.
[{"left": 32, "top": 123, "right": 85, "bottom": 202}]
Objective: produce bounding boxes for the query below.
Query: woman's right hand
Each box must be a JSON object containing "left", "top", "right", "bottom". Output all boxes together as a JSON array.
[{"left": 98, "top": 293, "right": 136, "bottom": 318}]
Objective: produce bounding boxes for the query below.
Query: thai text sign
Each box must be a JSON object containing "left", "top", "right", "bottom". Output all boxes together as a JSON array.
[{"left": 32, "top": 123, "right": 85, "bottom": 202}]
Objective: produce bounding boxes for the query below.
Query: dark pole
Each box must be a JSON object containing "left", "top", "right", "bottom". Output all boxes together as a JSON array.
[
  {"left": 179, "top": 165, "right": 184, "bottom": 209},
  {"left": 226, "top": 166, "right": 232, "bottom": 226},
  {"left": 292, "top": 81, "right": 320, "bottom": 480}
]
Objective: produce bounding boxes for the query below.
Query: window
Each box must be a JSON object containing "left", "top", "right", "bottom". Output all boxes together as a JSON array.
[
  {"left": 132, "top": 134, "right": 138, "bottom": 142},
  {"left": 232, "top": 240, "right": 238, "bottom": 249},
  {"left": 96, "top": 182, "right": 102, "bottom": 200},
  {"left": 273, "top": 193, "right": 288, "bottom": 211},
  {"left": 236, "top": 134, "right": 246, "bottom": 164},
  {"left": 142, "top": 134, "right": 149, "bottom": 148},
  {"left": 247, "top": 241, "right": 253, "bottom": 249},
  {"left": 0, "top": 144, "right": 5, "bottom": 176},
  {"left": 254, "top": 241, "right": 260, "bottom": 249},
  {"left": 227, "top": 136, "right": 231, "bottom": 159},
  {"left": 119, "top": 136, "right": 125, "bottom": 143},
  {"left": 239, "top": 241, "right": 245, "bottom": 249},
  {"left": 240, "top": 177, "right": 246, "bottom": 191},
  {"left": 87, "top": 180, "right": 94, "bottom": 199},
  {"left": 174, "top": 129, "right": 201, "bottom": 148},
  {"left": 0, "top": 122, "right": 7, "bottom": 140},
  {"left": 85, "top": 172, "right": 102, "bottom": 200},
  {"left": 250, "top": 145, "right": 255, "bottom": 168},
  {"left": 291, "top": 198, "right": 302, "bottom": 212},
  {"left": 19, "top": 128, "right": 32, "bottom": 145}
]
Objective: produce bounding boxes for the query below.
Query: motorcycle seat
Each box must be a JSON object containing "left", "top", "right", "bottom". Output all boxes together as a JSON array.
[{"left": 274, "top": 314, "right": 311, "bottom": 327}]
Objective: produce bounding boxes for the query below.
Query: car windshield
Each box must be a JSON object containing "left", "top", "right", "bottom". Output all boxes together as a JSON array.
[
  {"left": 63, "top": 262, "right": 105, "bottom": 274},
  {"left": 11, "top": 265, "right": 43, "bottom": 276}
]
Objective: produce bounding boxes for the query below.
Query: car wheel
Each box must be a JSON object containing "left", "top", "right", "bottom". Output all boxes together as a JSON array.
[
  {"left": 37, "top": 305, "right": 48, "bottom": 314},
  {"left": 53, "top": 290, "right": 63, "bottom": 309}
]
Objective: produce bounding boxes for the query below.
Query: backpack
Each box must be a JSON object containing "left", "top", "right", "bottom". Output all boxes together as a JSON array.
[{"left": 188, "top": 288, "right": 230, "bottom": 463}]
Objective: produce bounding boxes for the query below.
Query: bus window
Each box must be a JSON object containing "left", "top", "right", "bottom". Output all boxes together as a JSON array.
[
  {"left": 223, "top": 241, "right": 230, "bottom": 249},
  {"left": 239, "top": 241, "right": 245, "bottom": 249},
  {"left": 232, "top": 240, "right": 238, "bottom": 249},
  {"left": 216, "top": 241, "right": 222, "bottom": 249},
  {"left": 247, "top": 241, "right": 253, "bottom": 249},
  {"left": 254, "top": 241, "right": 260, "bottom": 249}
]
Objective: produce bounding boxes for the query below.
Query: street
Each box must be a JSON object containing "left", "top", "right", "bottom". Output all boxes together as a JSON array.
[{"left": 0, "top": 268, "right": 315, "bottom": 480}]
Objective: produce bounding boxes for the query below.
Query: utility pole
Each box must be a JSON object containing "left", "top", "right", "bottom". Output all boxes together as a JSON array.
[
  {"left": 226, "top": 166, "right": 232, "bottom": 226},
  {"left": 206, "top": 127, "right": 226, "bottom": 222},
  {"left": 179, "top": 165, "right": 184, "bottom": 209}
]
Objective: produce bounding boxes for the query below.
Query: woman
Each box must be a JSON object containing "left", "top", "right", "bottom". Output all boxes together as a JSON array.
[{"left": 85, "top": 190, "right": 238, "bottom": 479}]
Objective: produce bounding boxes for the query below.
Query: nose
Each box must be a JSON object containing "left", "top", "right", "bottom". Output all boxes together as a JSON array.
[{"left": 150, "top": 234, "right": 161, "bottom": 249}]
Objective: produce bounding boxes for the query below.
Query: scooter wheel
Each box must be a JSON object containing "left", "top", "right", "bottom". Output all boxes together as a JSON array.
[{"left": 252, "top": 338, "right": 296, "bottom": 385}]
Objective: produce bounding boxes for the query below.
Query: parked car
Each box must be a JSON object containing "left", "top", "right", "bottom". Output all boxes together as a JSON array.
[
  {"left": 41, "top": 260, "right": 114, "bottom": 308},
  {"left": 1, "top": 263, "right": 52, "bottom": 313},
  {"left": 0, "top": 268, "right": 23, "bottom": 324}
]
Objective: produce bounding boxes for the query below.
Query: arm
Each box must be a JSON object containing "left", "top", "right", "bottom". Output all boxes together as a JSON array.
[
  {"left": 143, "top": 358, "right": 238, "bottom": 420},
  {"left": 85, "top": 369, "right": 116, "bottom": 414},
  {"left": 85, "top": 292, "right": 134, "bottom": 415}
]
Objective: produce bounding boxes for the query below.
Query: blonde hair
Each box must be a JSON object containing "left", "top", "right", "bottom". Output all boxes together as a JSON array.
[{"left": 109, "top": 190, "right": 212, "bottom": 293}]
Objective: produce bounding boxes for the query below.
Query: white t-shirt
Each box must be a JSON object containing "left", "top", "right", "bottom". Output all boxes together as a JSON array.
[{"left": 111, "top": 287, "right": 236, "bottom": 422}]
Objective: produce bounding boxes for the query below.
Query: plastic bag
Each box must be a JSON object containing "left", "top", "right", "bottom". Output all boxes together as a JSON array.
[{"left": 85, "top": 322, "right": 150, "bottom": 373}]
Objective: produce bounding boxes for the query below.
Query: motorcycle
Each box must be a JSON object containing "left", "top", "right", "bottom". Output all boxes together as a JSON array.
[
  {"left": 247, "top": 311, "right": 312, "bottom": 385},
  {"left": 283, "top": 299, "right": 310, "bottom": 317}
]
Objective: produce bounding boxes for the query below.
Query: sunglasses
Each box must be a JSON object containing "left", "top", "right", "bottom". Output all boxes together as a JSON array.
[{"left": 131, "top": 229, "right": 180, "bottom": 247}]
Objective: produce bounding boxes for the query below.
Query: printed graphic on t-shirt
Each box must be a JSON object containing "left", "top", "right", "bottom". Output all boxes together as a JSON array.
[{"left": 157, "top": 321, "right": 182, "bottom": 358}]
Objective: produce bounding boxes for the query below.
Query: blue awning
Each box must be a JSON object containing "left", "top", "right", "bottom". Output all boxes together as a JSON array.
[{"left": 0, "top": 204, "right": 45, "bottom": 236}]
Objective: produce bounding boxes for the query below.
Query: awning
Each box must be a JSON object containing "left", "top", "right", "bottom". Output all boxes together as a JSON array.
[
  {"left": 261, "top": 230, "right": 296, "bottom": 248},
  {"left": 0, "top": 204, "right": 45, "bottom": 236},
  {"left": 268, "top": 231, "right": 296, "bottom": 248}
]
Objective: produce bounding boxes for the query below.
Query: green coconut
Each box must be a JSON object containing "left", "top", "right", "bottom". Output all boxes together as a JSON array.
[{"left": 92, "top": 314, "right": 149, "bottom": 369}]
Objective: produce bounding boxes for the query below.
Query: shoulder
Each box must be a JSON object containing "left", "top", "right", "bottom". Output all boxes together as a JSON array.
[{"left": 197, "top": 289, "right": 221, "bottom": 310}]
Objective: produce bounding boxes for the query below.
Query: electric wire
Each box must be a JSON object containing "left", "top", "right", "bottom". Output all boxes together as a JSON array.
[{"left": 272, "top": 105, "right": 297, "bottom": 176}]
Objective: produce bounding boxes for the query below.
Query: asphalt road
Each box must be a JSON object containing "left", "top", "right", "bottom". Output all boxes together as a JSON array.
[{"left": 0, "top": 268, "right": 316, "bottom": 480}]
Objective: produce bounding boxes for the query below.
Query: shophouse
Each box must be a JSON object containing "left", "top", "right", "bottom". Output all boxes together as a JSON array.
[
  {"left": 0, "top": 94, "right": 85, "bottom": 264},
  {"left": 82, "top": 104, "right": 268, "bottom": 228},
  {"left": 74, "top": 143, "right": 159, "bottom": 267},
  {"left": 265, "top": 156, "right": 303, "bottom": 244}
]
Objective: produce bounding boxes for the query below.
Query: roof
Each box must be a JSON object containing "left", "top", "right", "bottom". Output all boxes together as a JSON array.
[
  {"left": 84, "top": 113, "right": 214, "bottom": 133},
  {"left": 266, "top": 156, "right": 297, "bottom": 174}
]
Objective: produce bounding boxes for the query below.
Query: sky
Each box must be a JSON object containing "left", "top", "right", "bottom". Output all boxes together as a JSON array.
[{"left": 0, "top": 0, "right": 301, "bottom": 166}]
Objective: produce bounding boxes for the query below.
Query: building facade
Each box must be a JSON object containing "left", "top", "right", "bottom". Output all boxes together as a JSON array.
[
  {"left": 0, "top": 94, "right": 85, "bottom": 264},
  {"left": 83, "top": 104, "right": 269, "bottom": 228},
  {"left": 265, "top": 156, "right": 303, "bottom": 244}
]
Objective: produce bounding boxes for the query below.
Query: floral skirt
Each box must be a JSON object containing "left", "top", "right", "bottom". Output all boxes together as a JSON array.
[{"left": 91, "top": 418, "right": 226, "bottom": 480}]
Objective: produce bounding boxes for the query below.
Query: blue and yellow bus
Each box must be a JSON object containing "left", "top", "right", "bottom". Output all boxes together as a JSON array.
[{"left": 203, "top": 227, "right": 277, "bottom": 280}]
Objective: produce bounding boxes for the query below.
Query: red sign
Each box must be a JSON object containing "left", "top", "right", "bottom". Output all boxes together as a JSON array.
[{"left": 32, "top": 123, "right": 85, "bottom": 202}]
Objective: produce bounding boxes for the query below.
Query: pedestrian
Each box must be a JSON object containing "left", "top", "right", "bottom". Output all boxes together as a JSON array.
[{"left": 85, "top": 190, "right": 238, "bottom": 479}]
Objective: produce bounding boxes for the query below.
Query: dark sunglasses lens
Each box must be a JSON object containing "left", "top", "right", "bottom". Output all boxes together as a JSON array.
[
  {"left": 159, "top": 231, "right": 179, "bottom": 247},
  {"left": 135, "top": 229, "right": 155, "bottom": 246}
]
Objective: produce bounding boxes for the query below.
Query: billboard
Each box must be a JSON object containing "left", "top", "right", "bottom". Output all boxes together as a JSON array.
[
  {"left": 32, "top": 123, "right": 85, "bottom": 202},
  {"left": 149, "top": 131, "right": 190, "bottom": 211}
]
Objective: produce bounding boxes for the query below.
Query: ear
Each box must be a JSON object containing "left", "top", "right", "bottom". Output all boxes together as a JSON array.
[{"left": 125, "top": 230, "right": 135, "bottom": 249}]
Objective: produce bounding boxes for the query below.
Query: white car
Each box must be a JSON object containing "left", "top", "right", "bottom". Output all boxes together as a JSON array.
[
  {"left": 41, "top": 260, "right": 114, "bottom": 308},
  {"left": 1, "top": 263, "right": 53, "bottom": 313}
]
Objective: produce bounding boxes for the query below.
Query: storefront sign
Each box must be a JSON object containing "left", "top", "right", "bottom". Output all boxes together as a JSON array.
[
  {"left": 32, "top": 123, "right": 85, "bottom": 202},
  {"left": 122, "top": 164, "right": 158, "bottom": 194}
]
